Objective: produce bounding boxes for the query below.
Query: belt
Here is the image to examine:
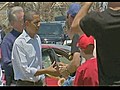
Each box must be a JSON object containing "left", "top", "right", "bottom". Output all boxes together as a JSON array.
[{"left": 17, "top": 79, "right": 40, "bottom": 85}]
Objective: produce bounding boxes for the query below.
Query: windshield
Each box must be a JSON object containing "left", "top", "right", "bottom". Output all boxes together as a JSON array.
[{"left": 38, "top": 23, "right": 63, "bottom": 35}]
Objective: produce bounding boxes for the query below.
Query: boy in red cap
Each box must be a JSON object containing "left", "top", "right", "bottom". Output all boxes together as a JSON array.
[{"left": 74, "top": 34, "right": 99, "bottom": 86}]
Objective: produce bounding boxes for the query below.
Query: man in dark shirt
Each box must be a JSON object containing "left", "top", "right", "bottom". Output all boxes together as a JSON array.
[
  {"left": 71, "top": 2, "right": 120, "bottom": 85},
  {"left": 1, "top": 6, "right": 24, "bottom": 86}
]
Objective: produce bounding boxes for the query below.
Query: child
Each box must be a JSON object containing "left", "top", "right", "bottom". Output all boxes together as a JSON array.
[{"left": 74, "top": 34, "right": 99, "bottom": 86}]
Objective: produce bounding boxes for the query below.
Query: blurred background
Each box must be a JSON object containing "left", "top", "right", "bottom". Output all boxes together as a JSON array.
[{"left": 0, "top": 2, "right": 108, "bottom": 34}]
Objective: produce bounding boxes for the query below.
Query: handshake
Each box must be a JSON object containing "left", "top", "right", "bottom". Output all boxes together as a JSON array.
[
  {"left": 51, "top": 61, "right": 71, "bottom": 86},
  {"left": 51, "top": 61, "right": 71, "bottom": 79},
  {"left": 48, "top": 34, "right": 80, "bottom": 78}
]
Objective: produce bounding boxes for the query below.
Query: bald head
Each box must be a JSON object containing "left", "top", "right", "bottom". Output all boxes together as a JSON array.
[{"left": 108, "top": 2, "right": 120, "bottom": 8}]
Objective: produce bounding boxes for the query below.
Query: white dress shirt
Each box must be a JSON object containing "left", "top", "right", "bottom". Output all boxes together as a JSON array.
[{"left": 11, "top": 30, "right": 43, "bottom": 82}]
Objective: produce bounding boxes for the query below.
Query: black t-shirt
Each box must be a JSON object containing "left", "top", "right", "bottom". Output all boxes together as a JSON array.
[{"left": 80, "top": 8, "right": 120, "bottom": 85}]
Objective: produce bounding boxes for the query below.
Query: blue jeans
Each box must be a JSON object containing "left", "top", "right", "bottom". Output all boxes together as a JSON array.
[{"left": 62, "top": 76, "right": 75, "bottom": 86}]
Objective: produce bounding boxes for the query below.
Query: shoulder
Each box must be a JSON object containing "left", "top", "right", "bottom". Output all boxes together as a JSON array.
[
  {"left": 14, "top": 34, "right": 25, "bottom": 47},
  {"left": 3, "top": 31, "right": 12, "bottom": 39},
  {"left": 83, "top": 11, "right": 97, "bottom": 20},
  {"left": 86, "top": 58, "right": 97, "bottom": 65},
  {"left": 84, "top": 58, "right": 98, "bottom": 72},
  {"left": 1, "top": 32, "right": 13, "bottom": 45},
  {"left": 77, "top": 58, "right": 97, "bottom": 70},
  {"left": 83, "top": 11, "right": 106, "bottom": 23},
  {"left": 76, "top": 62, "right": 87, "bottom": 73}
]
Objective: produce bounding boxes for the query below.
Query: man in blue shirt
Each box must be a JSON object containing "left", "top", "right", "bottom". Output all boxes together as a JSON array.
[{"left": 1, "top": 6, "right": 24, "bottom": 86}]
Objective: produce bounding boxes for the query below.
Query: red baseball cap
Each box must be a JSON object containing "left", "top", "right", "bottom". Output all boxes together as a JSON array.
[{"left": 77, "top": 34, "right": 94, "bottom": 49}]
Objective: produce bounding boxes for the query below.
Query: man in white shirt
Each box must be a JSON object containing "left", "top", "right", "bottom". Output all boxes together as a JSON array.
[{"left": 11, "top": 10, "right": 60, "bottom": 86}]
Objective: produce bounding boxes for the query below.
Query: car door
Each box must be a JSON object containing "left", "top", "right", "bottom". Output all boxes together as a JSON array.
[{"left": 42, "top": 47, "right": 70, "bottom": 86}]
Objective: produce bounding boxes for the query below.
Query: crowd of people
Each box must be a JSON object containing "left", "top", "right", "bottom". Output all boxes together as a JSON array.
[{"left": 0, "top": 2, "right": 120, "bottom": 86}]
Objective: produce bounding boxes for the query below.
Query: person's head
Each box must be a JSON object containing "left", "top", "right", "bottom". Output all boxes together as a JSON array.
[
  {"left": 77, "top": 34, "right": 94, "bottom": 55},
  {"left": 108, "top": 2, "right": 120, "bottom": 8},
  {"left": 8, "top": 6, "right": 24, "bottom": 32},
  {"left": 66, "top": 3, "right": 81, "bottom": 29},
  {"left": 24, "top": 10, "right": 40, "bottom": 38}
]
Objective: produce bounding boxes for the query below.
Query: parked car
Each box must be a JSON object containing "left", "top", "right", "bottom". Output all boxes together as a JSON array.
[
  {"left": 63, "top": 39, "right": 72, "bottom": 46},
  {"left": 41, "top": 44, "right": 71, "bottom": 86},
  {"left": 51, "top": 21, "right": 66, "bottom": 29},
  {"left": 42, "top": 44, "right": 71, "bottom": 67},
  {"left": 38, "top": 22, "right": 66, "bottom": 45},
  {"left": 0, "top": 44, "right": 71, "bottom": 86},
  {"left": 55, "top": 16, "right": 66, "bottom": 21}
]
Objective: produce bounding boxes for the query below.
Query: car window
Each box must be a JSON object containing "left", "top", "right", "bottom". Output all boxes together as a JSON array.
[
  {"left": 53, "top": 48, "right": 70, "bottom": 64},
  {"left": 42, "top": 50, "right": 52, "bottom": 68},
  {"left": 57, "top": 54, "right": 70, "bottom": 64},
  {"left": 42, "top": 48, "right": 70, "bottom": 68},
  {"left": 38, "top": 23, "right": 63, "bottom": 35}
]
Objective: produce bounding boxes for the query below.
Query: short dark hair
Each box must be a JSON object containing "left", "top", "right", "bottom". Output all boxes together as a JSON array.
[{"left": 24, "top": 10, "right": 39, "bottom": 22}]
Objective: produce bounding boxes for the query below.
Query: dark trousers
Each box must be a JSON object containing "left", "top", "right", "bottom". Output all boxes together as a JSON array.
[
  {"left": 5, "top": 75, "right": 13, "bottom": 85},
  {"left": 3, "top": 63, "right": 15, "bottom": 86},
  {"left": 5, "top": 74, "right": 17, "bottom": 86},
  {"left": 16, "top": 79, "right": 43, "bottom": 86}
]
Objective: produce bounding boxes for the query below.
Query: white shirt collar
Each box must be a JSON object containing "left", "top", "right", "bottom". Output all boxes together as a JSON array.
[{"left": 22, "top": 30, "right": 38, "bottom": 42}]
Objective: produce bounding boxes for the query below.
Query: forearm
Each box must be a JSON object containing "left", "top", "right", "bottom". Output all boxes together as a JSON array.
[
  {"left": 71, "top": 2, "right": 93, "bottom": 36},
  {"left": 34, "top": 68, "right": 48, "bottom": 76},
  {"left": 67, "top": 52, "right": 81, "bottom": 74},
  {"left": 34, "top": 62, "right": 60, "bottom": 77}
]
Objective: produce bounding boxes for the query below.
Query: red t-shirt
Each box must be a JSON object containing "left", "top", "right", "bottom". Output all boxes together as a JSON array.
[{"left": 74, "top": 58, "right": 99, "bottom": 86}]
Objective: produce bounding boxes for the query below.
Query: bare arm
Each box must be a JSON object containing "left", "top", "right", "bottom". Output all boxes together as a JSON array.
[
  {"left": 59, "top": 52, "right": 81, "bottom": 78},
  {"left": 34, "top": 61, "right": 60, "bottom": 77},
  {"left": 71, "top": 2, "right": 93, "bottom": 36},
  {"left": 66, "top": 52, "right": 81, "bottom": 73}
]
